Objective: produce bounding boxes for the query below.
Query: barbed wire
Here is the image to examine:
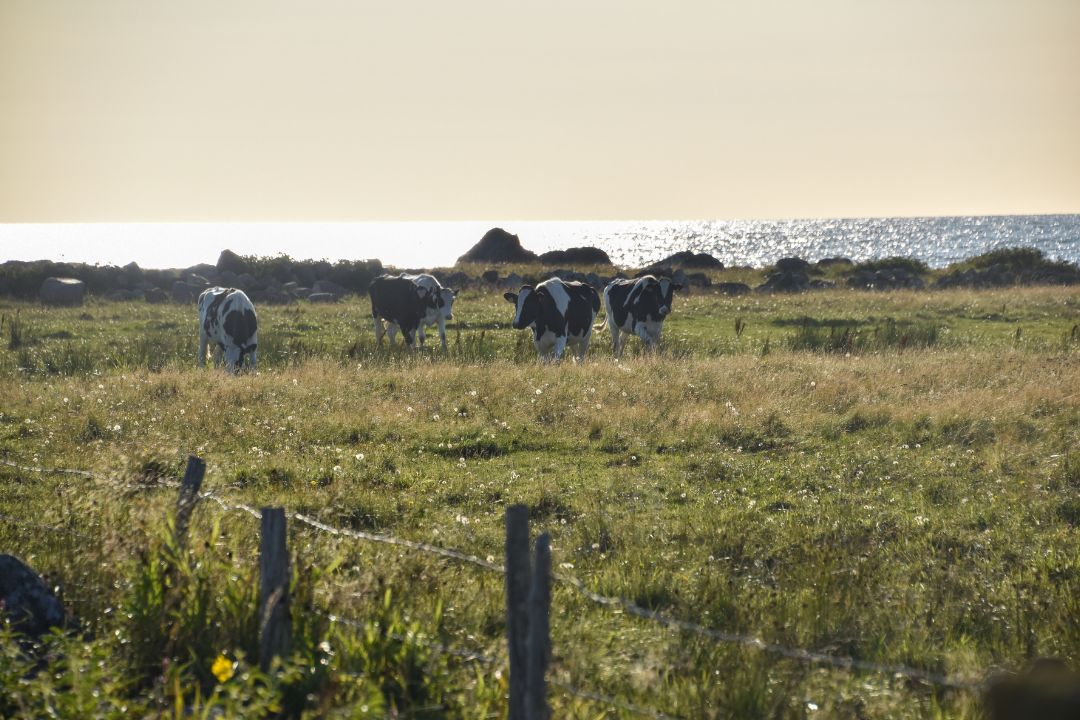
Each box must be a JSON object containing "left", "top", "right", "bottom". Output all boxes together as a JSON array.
[
  {"left": 4, "top": 456, "right": 985, "bottom": 692},
  {"left": 0, "top": 458, "right": 94, "bottom": 478}
]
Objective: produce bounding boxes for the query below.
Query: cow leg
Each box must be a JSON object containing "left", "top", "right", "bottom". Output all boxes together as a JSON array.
[
  {"left": 199, "top": 330, "right": 208, "bottom": 367},
  {"left": 552, "top": 335, "right": 568, "bottom": 360},
  {"left": 403, "top": 327, "right": 416, "bottom": 348},
  {"left": 386, "top": 323, "right": 399, "bottom": 347},
  {"left": 249, "top": 347, "right": 258, "bottom": 370},
  {"left": 373, "top": 314, "right": 385, "bottom": 346},
  {"left": 438, "top": 318, "right": 448, "bottom": 351},
  {"left": 612, "top": 328, "right": 625, "bottom": 357},
  {"left": 417, "top": 325, "right": 426, "bottom": 347},
  {"left": 214, "top": 342, "right": 225, "bottom": 368}
]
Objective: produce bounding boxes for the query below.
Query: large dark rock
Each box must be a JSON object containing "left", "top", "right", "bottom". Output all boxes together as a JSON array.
[
  {"left": 457, "top": 228, "right": 538, "bottom": 264},
  {"left": 715, "top": 282, "right": 752, "bottom": 296},
  {"left": 643, "top": 251, "right": 724, "bottom": 274},
  {"left": 216, "top": 249, "right": 251, "bottom": 275},
  {"left": 774, "top": 257, "right": 810, "bottom": 273},
  {"left": 757, "top": 270, "right": 811, "bottom": 293},
  {"left": 312, "top": 279, "right": 349, "bottom": 298},
  {"left": 538, "top": 247, "right": 612, "bottom": 266},
  {"left": 39, "top": 277, "right": 85, "bottom": 306},
  {"left": 0, "top": 554, "right": 67, "bottom": 638}
]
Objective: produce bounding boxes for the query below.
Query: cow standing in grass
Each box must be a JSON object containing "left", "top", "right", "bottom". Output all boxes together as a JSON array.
[
  {"left": 198, "top": 287, "right": 258, "bottom": 371},
  {"left": 400, "top": 274, "right": 458, "bottom": 350},
  {"left": 369, "top": 274, "right": 439, "bottom": 349},
  {"left": 596, "top": 275, "right": 681, "bottom": 356},
  {"left": 503, "top": 277, "right": 600, "bottom": 361}
]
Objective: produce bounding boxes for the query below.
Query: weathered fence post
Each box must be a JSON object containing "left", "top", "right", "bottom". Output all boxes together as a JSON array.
[
  {"left": 505, "top": 504, "right": 531, "bottom": 720},
  {"left": 174, "top": 455, "right": 205, "bottom": 548},
  {"left": 526, "top": 532, "right": 552, "bottom": 720},
  {"left": 259, "top": 507, "right": 291, "bottom": 672}
]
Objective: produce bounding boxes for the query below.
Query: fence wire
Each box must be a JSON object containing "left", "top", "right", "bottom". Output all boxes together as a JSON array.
[{"left": 4, "top": 457, "right": 986, "bottom": 694}]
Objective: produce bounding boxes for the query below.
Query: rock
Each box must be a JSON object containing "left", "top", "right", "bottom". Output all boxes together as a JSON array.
[
  {"left": 235, "top": 273, "right": 257, "bottom": 291},
  {"left": 684, "top": 272, "right": 712, "bottom": 288},
  {"left": 144, "top": 287, "right": 168, "bottom": 303},
  {"left": 715, "top": 282, "right": 752, "bottom": 295},
  {"left": 499, "top": 272, "right": 525, "bottom": 289},
  {"left": 0, "top": 555, "right": 67, "bottom": 638},
  {"left": 481, "top": 269, "right": 500, "bottom": 284},
  {"left": 307, "top": 292, "right": 337, "bottom": 303},
  {"left": 441, "top": 271, "right": 471, "bottom": 289},
  {"left": 538, "top": 247, "right": 612, "bottom": 266},
  {"left": 774, "top": 257, "right": 810, "bottom": 273},
  {"left": 457, "top": 228, "right": 539, "bottom": 264},
  {"left": 643, "top": 251, "right": 724, "bottom": 274},
  {"left": 312, "top": 279, "right": 349, "bottom": 298},
  {"left": 107, "top": 289, "right": 142, "bottom": 301},
  {"left": 218, "top": 270, "right": 240, "bottom": 287},
  {"left": 39, "top": 277, "right": 85, "bottom": 306},
  {"left": 757, "top": 270, "right": 810, "bottom": 293},
  {"left": 817, "top": 257, "right": 853, "bottom": 267},
  {"left": 171, "top": 281, "right": 202, "bottom": 303},
  {"left": 217, "top": 249, "right": 251, "bottom": 275}
]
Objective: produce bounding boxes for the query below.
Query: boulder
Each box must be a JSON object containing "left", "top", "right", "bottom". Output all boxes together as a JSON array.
[
  {"left": 144, "top": 287, "right": 168, "bottom": 304},
  {"left": 39, "top": 277, "right": 85, "bottom": 306},
  {"left": 775, "top": 257, "right": 810, "bottom": 273},
  {"left": 217, "top": 249, "right": 251, "bottom": 275},
  {"left": 757, "top": 270, "right": 811, "bottom": 293},
  {"left": 684, "top": 272, "right": 712, "bottom": 288},
  {"left": 499, "top": 272, "right": 525, "bottom": 289},
  {"left": 0, "top": 555, "right": 67, "bottom": 638},
  {"left": 715, "top": 282, "right": 752, "bottom": 296},
  {"left": 538, "top": 247, "right": 612, "bottom": 266},
  {"left": 312, "top": 279, "right": 349, "bottom": 298},
  {"left": 457, "top": 228, "right": 539, "bottom": 264},
  {"left": 817, "top": 257, "right": 853, "bottom": 268},
  {"left": 642, "top": 251, "right": 724, "bottom": 274},
  {"left": 307, "top": 292, "right": 337, "bottom": 303},
  {"left": 481, "top": 269, "right": 501, "bottom": 284},
  {"left": 217, "top": 270, "right": 240, "bottom": 287},
  {"left": 235, "top": 273, "right": 257, "bottom": 291},
  {"left": 171, "top": 281, "right": 202, "bottom": 303},
  {"left": 441, "top": 271, "right": 472, "bottom": 289}
]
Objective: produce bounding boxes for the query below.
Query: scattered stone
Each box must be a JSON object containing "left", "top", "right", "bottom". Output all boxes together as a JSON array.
[
  {"left": 39, "top": 277, "right": 85, "bottom": 306},
  {"left": 774, "top": 257, "right": 810, "bottom": 273},
  {"left": 538, "top": 247, "right": 612, "bottom": 265},
  {"left": 715, "top": 282, "right": 752, "bottom": 295},
  {"left": 457, "top": 228, "right": 539, "bottom": 264},
  {"left": 0, "top": 554, "right": 67, "bottom": 638},
  {"left": 307, "top": 292, "right": 337, "bottom": 303},
  {"left": 481, "top": 269, "right": 500, "bottom": 284},
  {"left": 312, "top": 279, "right": 349, "bottom": 298},
  {"left": 817, "top": 257, "right": 853, "bottom": 267},
  {"left": 499, "top": 272, "right": 525, "bottom": 289}
]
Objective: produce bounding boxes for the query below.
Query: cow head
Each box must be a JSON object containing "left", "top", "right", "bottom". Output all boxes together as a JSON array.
[
  {"left": 437, "top": 287, "right": 457, "bottom": 321},
  {"left": 503, "top": 286, "right": 537, "bottom": 329},
  {"left": 635, "top": 276, "right": 683, "bottom": 318}
]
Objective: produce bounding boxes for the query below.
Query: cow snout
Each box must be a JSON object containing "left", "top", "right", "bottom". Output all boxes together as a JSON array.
[{"left": 659, "top": 305, "right": 670, "bottom": 317}]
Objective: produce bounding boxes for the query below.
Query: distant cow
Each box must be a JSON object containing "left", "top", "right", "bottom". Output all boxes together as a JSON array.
[
  {"left": 400, "top": 274, "right": 458, "bottom": 350},
  {"left": 368, "top": 274, "right": 440, "bottom": 349},
  {"left": 597, "top": 275, "right": 682, "bottom": 356},
  {"left": 198, "top": 287, "right": 258, "bottom": 371},
  {"left": 503, "top": 277, "right": 600, "bottom": 360}
]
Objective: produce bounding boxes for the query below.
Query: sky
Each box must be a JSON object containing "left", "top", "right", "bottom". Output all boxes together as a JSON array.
[{"left": 1, "top": 0, "right": 1078, "bottom": 223}]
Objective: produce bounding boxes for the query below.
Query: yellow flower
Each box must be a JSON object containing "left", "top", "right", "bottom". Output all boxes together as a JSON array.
[{"left": 211, "top": 654, "right": 235, "bottom": 683}]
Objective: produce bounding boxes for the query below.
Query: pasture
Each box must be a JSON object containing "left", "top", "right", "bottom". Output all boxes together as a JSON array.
[{"left": 1, "top": 283, "right": 1078, "bottom": 718}]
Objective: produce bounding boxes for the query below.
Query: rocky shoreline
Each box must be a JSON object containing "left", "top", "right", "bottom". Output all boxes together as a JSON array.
[{"left": 2, "top": 227, "right": 1078, "bottom": 306}]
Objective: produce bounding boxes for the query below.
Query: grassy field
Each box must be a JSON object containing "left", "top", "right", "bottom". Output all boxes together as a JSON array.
[{"left": 1, "top": 283, "right": 1078, "bottom": 718}]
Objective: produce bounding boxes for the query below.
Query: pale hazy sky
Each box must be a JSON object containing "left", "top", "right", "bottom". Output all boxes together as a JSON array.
[{"left": 2, "top": 0, "right": 1078, "bottom": 222}]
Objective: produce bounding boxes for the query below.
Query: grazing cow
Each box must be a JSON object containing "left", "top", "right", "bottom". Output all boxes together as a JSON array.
[
  {"left": 503, "top": 277, "right": 600, "bottom": 360},
  {"left": 198, "top": 287, "right": 258, "bottom": 371},
  {"left": 368, "top": 274, "right": 441, "bottom": 349},
  {"left": 597, "top": 275, "right": 682, "bottom": 356},
  {"left": 400, "top": 274, "right": 458, "bottom": 350}
]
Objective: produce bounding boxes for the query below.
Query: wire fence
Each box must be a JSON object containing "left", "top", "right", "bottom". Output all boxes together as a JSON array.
[{"left": 1, "top": 454, "right": 988, "bottom": 718}]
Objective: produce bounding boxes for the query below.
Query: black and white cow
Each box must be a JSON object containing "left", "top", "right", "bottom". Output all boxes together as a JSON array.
[
  {"left": 503, "top": 277, "right": 600, "bottom": 360},
  {"left": 597, "top": 275, "right": 682, "bottom": 356},
  {"left": 198, "top": 287, "right": 258, "bottom": 371},
  {"left": 368, "top": 274, "right": 442, "bottom": 349},
  {"left": 400, "top": 274, "right": 457, "bottom": 350}
]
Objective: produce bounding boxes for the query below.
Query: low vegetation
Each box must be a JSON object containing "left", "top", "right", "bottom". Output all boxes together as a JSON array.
[{"left": 1, "top": 283, "right": 1078, "bottom": 718}]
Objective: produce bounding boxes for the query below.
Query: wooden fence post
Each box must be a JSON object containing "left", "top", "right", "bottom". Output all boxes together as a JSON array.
[
  {"left": 174, "top": 455, "right": 205, "bottom": 548},
  {"left": 259, "top": 507, "right": 291, "bottom": 672},
  {"left": 505, "top": 504, "right": 531, "bottom": 720},
  {"left": 526, "top": 532, "right": 552, "bottom": 720}
]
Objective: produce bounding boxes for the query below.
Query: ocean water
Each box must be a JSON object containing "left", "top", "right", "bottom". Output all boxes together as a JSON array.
[{"left": 1, "top": 215, "right": 1077, "bottom": 270}]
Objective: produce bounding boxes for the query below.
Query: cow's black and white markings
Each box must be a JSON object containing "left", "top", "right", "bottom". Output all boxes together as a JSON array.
[
  {"left": 400, "top": 274, "right": 457, "bottom": 350},
  {"left": 368, "top": 274, "right": 441, "bottom": 349},
  {"left": 503, "top": 277, "right": 600, "bottom": 360},
  {"left": 198, "top": 287, "right": 258, "bottom": 371},
  {"left": 597, "top": 275, "right": 682, "bottom": 356}
]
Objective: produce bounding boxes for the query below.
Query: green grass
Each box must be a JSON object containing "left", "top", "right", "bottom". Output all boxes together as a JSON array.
[{"left": 1, "top": 283, "right": 1079, "bottom": 718}]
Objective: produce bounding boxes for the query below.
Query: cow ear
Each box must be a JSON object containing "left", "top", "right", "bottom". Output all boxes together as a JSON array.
[
  {"left": 451, "top": 289, "right": 458, "bottom": 296},
  {"left": 503, "top": 292, "right": 518, "bottom": 304}
]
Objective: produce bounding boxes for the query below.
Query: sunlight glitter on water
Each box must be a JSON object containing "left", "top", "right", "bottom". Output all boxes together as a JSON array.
[{"left": 1, "top": 215, "right": 1077, "bottom": 269}]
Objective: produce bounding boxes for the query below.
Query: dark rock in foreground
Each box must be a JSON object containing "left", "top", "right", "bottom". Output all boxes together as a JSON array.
[
  {"left": 458, "top": 228, "right": 539, "bottom": 264},
  {"left": 538, "top": 247, "right": 612, "bottom": 266},
  {"left": 0, "top": 554, "right": 67, "bottom": 638}
]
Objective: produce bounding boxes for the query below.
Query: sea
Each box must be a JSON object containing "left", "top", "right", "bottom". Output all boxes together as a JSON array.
[{"left": 1, "top": 215, "right": 1078, "bottom": 270}]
